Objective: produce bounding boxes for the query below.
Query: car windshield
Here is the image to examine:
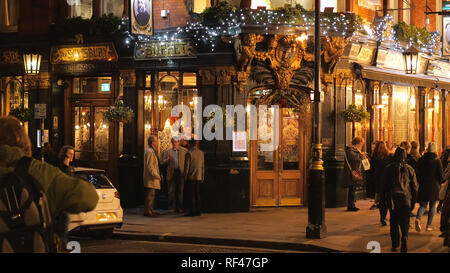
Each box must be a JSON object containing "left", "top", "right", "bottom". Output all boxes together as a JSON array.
[{"left": 76, "top": 173, "right": 114, "bottom": 189}]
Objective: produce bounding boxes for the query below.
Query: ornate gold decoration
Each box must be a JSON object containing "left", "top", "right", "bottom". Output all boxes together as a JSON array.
[
  {"left": 216, "top": 66, "right": 235, "bottom": 86},
  {"left": 120, "top": 70, "right": 136, "bottom": 88},
  {"left": 252, "top": 34, "right": 313, "bottom": 90},
  {"left": 1, "top": 50, "right": 21, "bottom": 64},
  {"left": 321, "top": 36, "right": 349, "bottom": 74},
  {"left": 238, "top": 34, "right": 264, "bottom": 72},
  {"left": 134, "top": 39, "right": 196, "bottom": 60},
  {"left": 199, "top": 68, "right": 216, "bottom": 86},
  {"left": 24, "top": 73, "right": 50, "bottom": 90}
]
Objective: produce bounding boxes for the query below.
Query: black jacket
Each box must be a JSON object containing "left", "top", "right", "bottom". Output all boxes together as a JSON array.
[
  {"left": 343, "top": 146, "right": 364, "bottom": 187},
  {"left": 381, "top": 161, "right": 418, "bottom": 209},
  {"left": 417, "top": 153, "right": 444, "bottom": 202},
  {"left": 371, "top": 156, "right": 391, "bottom": 194}
]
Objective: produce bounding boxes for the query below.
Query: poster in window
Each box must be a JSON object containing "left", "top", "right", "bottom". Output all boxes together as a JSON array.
[
  {"left": 233, "top": 131, "right": 247, "bottom": 152},
  {"left": 130, "top": 0, "right": 153, "bottom": 36},
  {"left": 443, "top": 17, "right": 450, "bottom": 57}
]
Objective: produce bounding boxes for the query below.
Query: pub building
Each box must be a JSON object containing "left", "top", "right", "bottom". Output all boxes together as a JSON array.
[{"left": 2, "top": 1, "right": 450, "bottom": 211}]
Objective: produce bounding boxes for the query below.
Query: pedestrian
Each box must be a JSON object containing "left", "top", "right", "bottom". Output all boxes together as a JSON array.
[
  {"left": 409, "top": 141, "right": 421, "bottom": 163},
  {"left": 437, "top": 146, "right": 450, "bottom": 213},
  {"left": 343, "top": 136, "right": 366, "bottom": 211},
  {"left": 0, "top": 116, "right": 98, "bottom": 252},
  {"left": 143, "top": 135, "right": 161, "bottom": 217},
  {"left": 366, "top": 141, "right": 378, "bottom": 202},
  {"left": 415, "top": 142, "right": 444, "bottom": 232},
  {"left": 371, "top": 141, "right": 391, "bottom": 226},
  {"left": 57, "top": 145, "right": 75, "bottom": 176},
  {"left": 162, "top": 137, "right": 188, "bottom": 213},
  {"left": 381, "top": 147, "right": 418, "bottom": 253},
  {"left": 441, "top": 164, "right": 450, "bottom": 239},
  {"left": 183, "top": 140, "right": 205, "bottom": 217},
  {"left": 440, "top": 189, "right": 450, "bottom": 246}
]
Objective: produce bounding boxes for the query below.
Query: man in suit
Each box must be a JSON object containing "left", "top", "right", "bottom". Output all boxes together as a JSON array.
[
  {"left": 162, "top": 138, "right": 188, "bottom": 213},
  {"left": 143, "top": 135, "right": 161, "bottom": 217},
  {"left": 135, "top": 0, "right": 150, "bottom": 26},
  {"left": 184, "top": 140, "right": 205, "bottom": 216}
]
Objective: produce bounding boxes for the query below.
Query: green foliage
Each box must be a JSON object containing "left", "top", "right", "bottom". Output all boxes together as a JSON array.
[
  {"left": 200, "top": 1, "right": 237, "bottom": 25},
  {"left": 9, "top": 106, "right": 33, "bottom": 123},
  {"left": 341, "top": 104, "right": 370, "bottom": 122},
  {"left": 393, "top": 22, "right": 432, "bottom": 46},
  {"left": 103, "top": 100, "right": 134, "bottom": 124},
  {"left": 50, "top": 14, "right": 126, "bottom": 38}
]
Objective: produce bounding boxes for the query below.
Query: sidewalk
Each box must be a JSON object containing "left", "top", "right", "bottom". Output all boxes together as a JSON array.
[{"left": 112, "top": 200, "right": 449, "bottom": 253}]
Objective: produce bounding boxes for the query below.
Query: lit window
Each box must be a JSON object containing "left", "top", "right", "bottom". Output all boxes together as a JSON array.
[
  {"left": 70, "top": 0, "right": 93, "bottom": 19},
  {"left": 192, "top": 0, "right": 211, "bottom": 14},
  {"left": 0, "top": 0, "right": 19, "bottom": 32},
  {"left": 102, "top": 0, "right": 124, "bottom": 17}
]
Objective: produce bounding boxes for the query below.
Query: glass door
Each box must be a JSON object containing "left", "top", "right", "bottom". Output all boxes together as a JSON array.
[
  {"left": 73, "top": 102, "right": 112, "bottom": 172},
  {"left": 251, "top": 106, "right": 304, "bottom": 207}
]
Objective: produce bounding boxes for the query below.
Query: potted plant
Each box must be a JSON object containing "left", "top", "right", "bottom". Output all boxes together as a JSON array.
[
  {"left": 341, "top": 104, "right": 370, "bottom": 138},
  {"left": 9, "top": 105, "right": 33, "bottom": 123},
  {"left": 103, "top": 100, "right": 134, "bottom": 124}
]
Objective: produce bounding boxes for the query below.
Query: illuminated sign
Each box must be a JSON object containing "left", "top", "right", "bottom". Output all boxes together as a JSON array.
[
  {"left": 101, "top": 83, "right": 110, "bottom": 92},
  {"left": 134, "top": 39, "right": 196, "bottom": 60},
  {"left": 50, "top": 43, "right": 118, "bottom": 64}
]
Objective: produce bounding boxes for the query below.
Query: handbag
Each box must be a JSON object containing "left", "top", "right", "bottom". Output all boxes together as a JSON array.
[{"left": 361, "top": 158, "right": 371, "bottom": 171}]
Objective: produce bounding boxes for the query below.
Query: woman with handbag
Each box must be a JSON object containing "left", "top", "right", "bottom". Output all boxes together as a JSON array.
[
  {"left": 371, "top": 141, "right": 392, "bottom": 226},
  {"left": 343, "top": 137, "right": 366, "bottom": 211}
]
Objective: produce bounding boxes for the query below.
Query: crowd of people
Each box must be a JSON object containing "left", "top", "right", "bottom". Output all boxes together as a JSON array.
[
  {"left": 143, "top": 136, "right": 205, "bottom": 218},
  {"left": 344, "top": 137, "right": 450, "bottom": 252}
]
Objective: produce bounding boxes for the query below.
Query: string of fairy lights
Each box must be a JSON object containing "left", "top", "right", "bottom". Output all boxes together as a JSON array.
[{"left": 121, "top": 9, "right": 438, "bottom": 54}]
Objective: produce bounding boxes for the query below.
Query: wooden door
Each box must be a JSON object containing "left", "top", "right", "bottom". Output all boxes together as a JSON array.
[
  {"left": 251, "top": 108, "right": 305, "bottom": 207},
  {"left": 72, "top": 101, "right": 115, "bottom": 177}
]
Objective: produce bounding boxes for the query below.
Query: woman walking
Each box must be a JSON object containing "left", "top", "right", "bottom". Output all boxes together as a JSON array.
[
  {"left": 415, "top": 142, "right": 445, "bottom": 232},
  {"left": 372, "top": 141, "right": 391, "bottom": 225}
]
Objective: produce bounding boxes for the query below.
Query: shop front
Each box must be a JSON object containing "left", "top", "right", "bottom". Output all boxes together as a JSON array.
[
  {"left": 50, "top": 42, "right": 120, "bottom": 182},
  {"left": 353, "top": 48, "right": 450, "bottom": 154}
]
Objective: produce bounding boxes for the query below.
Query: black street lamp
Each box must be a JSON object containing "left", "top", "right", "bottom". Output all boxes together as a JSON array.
[
  {"left": 403, "top": 45, "right": 420, "bottom": 74},
  {"left": 306, "top": 0, "right": 327, "bottom": 239},
  {"left": 23, "top": 53, "right": 42, "bottom": 75}
]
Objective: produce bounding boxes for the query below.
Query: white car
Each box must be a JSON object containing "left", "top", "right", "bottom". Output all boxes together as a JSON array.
[{"left": 69, "top": 167, "right": 123, "bottom": 239}]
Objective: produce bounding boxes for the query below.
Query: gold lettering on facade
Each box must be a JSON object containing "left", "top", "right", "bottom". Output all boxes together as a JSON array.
[
  {"left": 135, "top": 40, "right": 196, "bottom": 59},
  {"left": 51, "top": 44, "right": 117, "bottom": 64}
]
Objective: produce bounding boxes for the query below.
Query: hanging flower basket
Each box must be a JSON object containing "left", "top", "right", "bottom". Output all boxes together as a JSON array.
[
  {"left": 103, "top": 100, "right": 134, "bottom": 124},
  {"left": 9, "top": 106, "right": 33, "bottom": 123},
  {"left": 341, "top": 104, "right": 370, "bottom": 123}
]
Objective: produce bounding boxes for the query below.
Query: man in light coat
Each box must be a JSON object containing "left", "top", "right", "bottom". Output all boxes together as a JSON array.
[
  {"left": 143, "top": 135, "right": 161, "bottom": 217},
  {"left": 161, "top": 138, "right": 188, "bottom": 213},
  {"left": 184, "top": 140, "right": 205, "bottom": 216}
]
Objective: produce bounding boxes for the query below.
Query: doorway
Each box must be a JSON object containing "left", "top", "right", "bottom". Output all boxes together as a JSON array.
[{"left": 250, "top": 105, "right": 307, "bottom": 207}]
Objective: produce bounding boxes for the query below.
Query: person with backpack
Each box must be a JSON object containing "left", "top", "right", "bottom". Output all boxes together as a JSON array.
[
  {"left": 0, "top": 116, "right": 99, "bottom": 253},
  {"left": 381, "top": 147, "right": 418, "bottom": 253}
]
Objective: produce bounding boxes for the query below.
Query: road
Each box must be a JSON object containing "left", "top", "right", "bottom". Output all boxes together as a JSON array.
[{"left": 69, "top": 237, "right": 303, "bottom": 253}]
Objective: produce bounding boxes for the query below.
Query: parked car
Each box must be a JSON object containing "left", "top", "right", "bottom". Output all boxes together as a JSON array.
[{"left": 69, "top": 167, "right": 123, "bottom": 239}]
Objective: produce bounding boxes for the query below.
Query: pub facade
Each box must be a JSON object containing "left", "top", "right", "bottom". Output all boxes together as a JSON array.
[{"left": 2, "top": 0, "right": 450, "bottom": 211}]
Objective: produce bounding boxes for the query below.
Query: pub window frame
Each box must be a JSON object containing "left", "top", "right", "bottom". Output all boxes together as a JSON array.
[{"left": 0, "top": 0, "right": 19, "bottom": 33}]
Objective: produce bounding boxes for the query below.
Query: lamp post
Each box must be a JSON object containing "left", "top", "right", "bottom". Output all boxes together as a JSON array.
[
  {"left": 306, "top": 0, "right": 327, "bottom": 239},
  {"left": 403, "top": 45, "right": 420, "bottom": 74},
  {"left": 23, "top": 52, "right": 44, "bottom": 161}
]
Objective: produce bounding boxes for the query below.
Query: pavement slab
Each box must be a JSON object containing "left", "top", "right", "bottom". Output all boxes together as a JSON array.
[{"left": 112, "top": 200, "right": 449, "bottom": 253}]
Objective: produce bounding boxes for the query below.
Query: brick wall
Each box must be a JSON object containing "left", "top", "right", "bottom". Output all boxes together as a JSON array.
[{"left": 153, "top": 0, "right": 191, "bottom": 30}]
